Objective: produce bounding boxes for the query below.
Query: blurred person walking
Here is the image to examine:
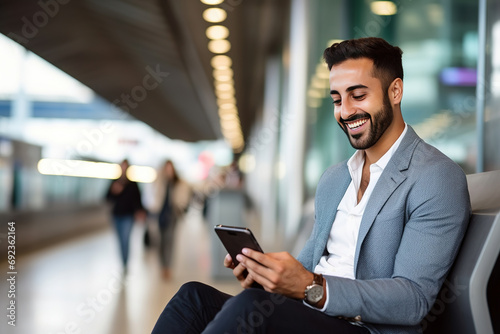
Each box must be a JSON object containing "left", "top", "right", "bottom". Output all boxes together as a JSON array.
[
  {"left": 151, "top": 160, "right": 192, "bottom": 280},
  {"left": 106, "top": 159, "right": 146, "bottom": 273}
]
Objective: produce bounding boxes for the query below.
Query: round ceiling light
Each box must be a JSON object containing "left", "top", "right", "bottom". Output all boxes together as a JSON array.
[
  {"left": 208, "top": 39, "right": 231, "bottom": 53},
  {"left": 203, "top": 8, "right": 227, "bottom": 23},
  {"left": 206, "top": 25, "right": 229, "bottom": 40},
  {"left": 211, "top": 55, "right": 232, "bottom": 69}
]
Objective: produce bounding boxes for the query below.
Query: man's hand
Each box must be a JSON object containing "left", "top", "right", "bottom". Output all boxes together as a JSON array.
[{"left": 235, "top": 249, "right": 313, "bottom": 299}]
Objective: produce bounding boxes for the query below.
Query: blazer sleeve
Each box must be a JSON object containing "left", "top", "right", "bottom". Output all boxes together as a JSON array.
[{"left": 321, "top": 159, "right": 471, "bottom": 326}]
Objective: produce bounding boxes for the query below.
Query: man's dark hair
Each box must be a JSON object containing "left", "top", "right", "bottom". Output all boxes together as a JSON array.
[{"left": 323, "top": 37, "right": 403, "bottom": 92}]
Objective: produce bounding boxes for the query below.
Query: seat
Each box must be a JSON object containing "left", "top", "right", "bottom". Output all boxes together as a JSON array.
[{"left": 423, "top": 170, "right": 500, "bottom": 334}]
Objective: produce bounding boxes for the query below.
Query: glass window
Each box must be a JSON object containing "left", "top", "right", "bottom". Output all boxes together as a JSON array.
[{"left": 484, "top": 0, "right": 500, "bottom": 171}]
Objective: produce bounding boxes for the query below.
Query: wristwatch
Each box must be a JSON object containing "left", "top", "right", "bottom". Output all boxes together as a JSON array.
[{"left": 304, "top": 273, "right": 324, "bottom": 305}]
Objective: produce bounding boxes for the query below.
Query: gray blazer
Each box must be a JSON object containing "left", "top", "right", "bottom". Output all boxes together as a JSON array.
[{"left": 297, "top": 126, "right": 471, "bottom": 334}]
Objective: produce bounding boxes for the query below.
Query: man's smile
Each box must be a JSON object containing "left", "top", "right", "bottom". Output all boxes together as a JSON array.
[
  {"left": 345, "top": 118, "right": 369, "bottom": 130},
  {"left": 340, "top": 114, "right": 371, "bottom": 133}
]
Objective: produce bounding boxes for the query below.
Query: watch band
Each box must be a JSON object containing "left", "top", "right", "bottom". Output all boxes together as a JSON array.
[{"left": 312, "top": 273, "right": 323, "bottom": 285}]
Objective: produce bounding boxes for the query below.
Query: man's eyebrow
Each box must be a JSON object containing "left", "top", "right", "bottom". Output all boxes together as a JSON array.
[{"left": 330, "top": 84, "right": 368, "bottom": 95}]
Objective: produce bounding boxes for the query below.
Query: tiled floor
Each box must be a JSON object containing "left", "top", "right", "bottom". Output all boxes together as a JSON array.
[{"left": 1, "top": 208, "right": 242, "bottom": 334}]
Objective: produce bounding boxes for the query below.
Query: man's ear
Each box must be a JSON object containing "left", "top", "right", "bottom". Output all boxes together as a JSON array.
[{"left": 389, "top": 78, "right": 403, "bottom": 105}]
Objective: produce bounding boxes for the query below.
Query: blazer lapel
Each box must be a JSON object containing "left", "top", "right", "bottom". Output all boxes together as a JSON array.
[
  {"left": 313, "top": 165, "right": 351, "bottom": 265},
  {"left": 353, "top": 126, "right": 421, "bottom": 271}
]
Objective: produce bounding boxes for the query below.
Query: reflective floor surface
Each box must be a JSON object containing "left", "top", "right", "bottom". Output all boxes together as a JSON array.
[{"left": 1, "top": 208, "right": 242, "bottom": 334}]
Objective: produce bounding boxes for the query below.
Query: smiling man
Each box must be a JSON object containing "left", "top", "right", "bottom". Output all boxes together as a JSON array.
[{"left": 151, "top": 37, "right": 471, "bottom": 334}]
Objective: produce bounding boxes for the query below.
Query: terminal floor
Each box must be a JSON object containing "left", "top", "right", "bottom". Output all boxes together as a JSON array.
[{"left": 1, "top": 208, "right": 242, "bottom": 334}]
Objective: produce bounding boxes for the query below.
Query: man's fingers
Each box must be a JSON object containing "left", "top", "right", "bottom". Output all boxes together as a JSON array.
[
  {"left": 240, "top": 248, "right": 274, "bottom": 270},
  {"left": 233, "top": 263, "right": 249, "bottom": 280},
  {"left": 227, "top": 253, "right": 260, "bottom": 286},
  {"left": 223, "top": 253, "right": 234, "bottom": 268},
  {"left": 236, "top": 253, "right": 275, "bottom": 287}
]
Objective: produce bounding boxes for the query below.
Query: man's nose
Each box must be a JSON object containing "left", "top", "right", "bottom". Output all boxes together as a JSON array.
[{"left": 340, "top": 98, "right": 356, "bottom": 120}]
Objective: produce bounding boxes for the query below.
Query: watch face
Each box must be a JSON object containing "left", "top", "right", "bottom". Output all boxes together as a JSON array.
[{"left": 306, "top": 285, "right": 323, "bottom": 303}]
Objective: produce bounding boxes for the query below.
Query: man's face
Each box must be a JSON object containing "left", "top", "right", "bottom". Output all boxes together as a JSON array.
[{"left": 329, "top": 58, "right": 393, "bottom": 150}]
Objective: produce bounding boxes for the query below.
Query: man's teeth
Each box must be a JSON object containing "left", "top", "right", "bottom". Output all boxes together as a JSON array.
[{"left": 347, "top": 119, "right": 368, "bottom": 129}]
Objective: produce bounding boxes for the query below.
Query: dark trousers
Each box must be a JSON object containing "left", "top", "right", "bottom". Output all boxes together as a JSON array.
[{"left": 151, "top": 281, "right": 370, "bottom": 334}]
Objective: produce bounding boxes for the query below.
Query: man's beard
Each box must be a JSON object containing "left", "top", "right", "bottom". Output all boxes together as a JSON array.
[{"left": 339, "top": 94, "right": 394, "bottom": 150}]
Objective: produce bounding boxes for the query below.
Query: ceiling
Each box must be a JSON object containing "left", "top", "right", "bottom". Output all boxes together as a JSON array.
[{"left": 0, "top": 0, "right": 289, "bottom": 143}]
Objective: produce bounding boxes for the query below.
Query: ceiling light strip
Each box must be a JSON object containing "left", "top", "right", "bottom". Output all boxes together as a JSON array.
[{"left": 201, "top": 0, "right": 244, "bottom": 153}]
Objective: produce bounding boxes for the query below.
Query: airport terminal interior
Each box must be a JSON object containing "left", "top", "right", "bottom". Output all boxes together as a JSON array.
[{"left": 0, "top": 0, "right": 500, "bottom": 333}]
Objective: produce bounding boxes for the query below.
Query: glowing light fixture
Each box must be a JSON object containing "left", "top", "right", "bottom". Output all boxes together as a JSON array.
[
  {"left": 208, "top": 39, "right": 231, "bottom": 53},
  {"left": 37, "top": 159, "right": 157, "bottom": 183},
  {"left": 232, "top": 137, "right": 244, "bottom": 146},
  {"left": 211, "top": 55, "right": 232, "bottom": 69},
  {"left": 200, "top": 0, "right": 223, "bottom": 4},
  {"left": 218, "top": 104, "right": 237, "bottom": 112},
  {"left": 370, "top": 1, "right": 397, "bottom": 16},
  {"left": 232, "top": 136, "right": 244, "bottom": 145},
  {"left": 203, "top": 8, "right": 227, "bottom": 23},
  {"left": 126, "top": 165, "right": 157, "bottom": 183},
  {"left": 201, "top": 2, "right": 245, "bottom": 152},
  {"left": 206, "top": 25, "right": 229, "bottom": 40},
  {"left": 222, "top": 128, "right": 242, "bottom": 139},
  {"left": 216, "top": 91, "right": 234, "bottom": 100},
  {"left": 238, "top": 153, "right": 256, "bottom": 173},
  {"left": 219, "top": 112, "right": 239, "bottom": 121},
  {"left": 215, "top": 82, "right": 234, "bottom": 92},
  {"left": 217, "top": 97, "right": 236, "bottom": 106},
  {"left": 214, "top": 79, "right": 234, "bottom": 88},
  {"left": 219, "top": 102, "right": 236, "bottom": 110},
  {"left": 37, "top": 159, "right": 121, "bottom": 179},
  {"left": 213, "top": 68, "right": 233, "bottom": 81},
  {"left": 221, "top": 120, "right": 240, "bottom": 131},
  {"left": 219, "top": 108, "right": 238, "bottom": 117}
]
